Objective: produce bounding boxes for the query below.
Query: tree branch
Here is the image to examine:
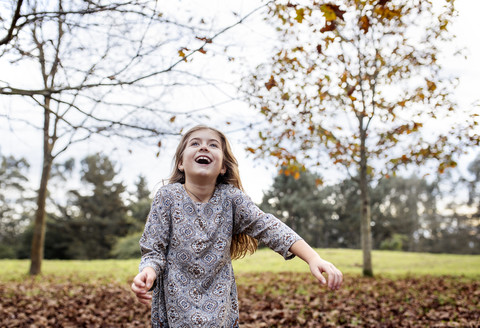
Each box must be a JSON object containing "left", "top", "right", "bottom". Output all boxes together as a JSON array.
[{"left": 0, "top": 0, "right": 24, "bottom": 46}]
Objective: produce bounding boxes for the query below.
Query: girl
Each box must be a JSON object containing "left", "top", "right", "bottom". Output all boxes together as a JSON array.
[{"left": 131, "top": 125, "right": 343, "bottom": 327}]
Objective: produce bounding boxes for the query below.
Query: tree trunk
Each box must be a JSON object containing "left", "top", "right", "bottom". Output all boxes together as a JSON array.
[
  {"left": 29, "top": 101, "right": 53, "bottom": 275},
  {"left": 29, "top": 157, "right": 52, "bottom": 275},
  {"left": 359, "top": 122, "right": 373, "bottom": 277}
]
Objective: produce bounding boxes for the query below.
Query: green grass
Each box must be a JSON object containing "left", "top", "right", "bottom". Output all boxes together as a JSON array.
[
  {"left": 233, "top": 248, "right": 480, "bottom": 278},
  {"left": 1, "top": 249, "right": 479, "bottom": 284},
  {"left": 0, "top": 259, "right": 140, "bottom": 284}
]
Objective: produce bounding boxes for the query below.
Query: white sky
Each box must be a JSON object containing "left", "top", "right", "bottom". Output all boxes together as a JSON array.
[{"left": 1, "top": 0, "right": 479, "bottom": 204}]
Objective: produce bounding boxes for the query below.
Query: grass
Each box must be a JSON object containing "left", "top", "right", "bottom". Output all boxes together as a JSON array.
[
  {"left": 1, "top": 249, "right": 479, "bottom": 284},
  {"left": 0, "top": 259, "right": 139, "bottom": 284},
  {"left": 234, "top": 248, "right": 480, "bottom": 278}
]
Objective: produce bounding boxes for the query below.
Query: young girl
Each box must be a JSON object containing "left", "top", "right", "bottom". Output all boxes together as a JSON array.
[{"left": 131, "top": 125, "right": 343, "bottom": 327}]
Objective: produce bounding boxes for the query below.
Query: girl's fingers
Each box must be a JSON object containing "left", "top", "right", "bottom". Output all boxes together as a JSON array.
[
  {"left": 131, "top": 282, "right": 146, "bottom": 293},
  {"left": 330, "top": 268, "right": 343, "bottom": 290},
  {"left": 133, "top": 273, "right": 146, "bottom": 287},
  {"left": 136, "top": 293, "right": 152, "bottom": 300},
  {"left": 324, "top": 264, "right": 342, "bottom": 290}
]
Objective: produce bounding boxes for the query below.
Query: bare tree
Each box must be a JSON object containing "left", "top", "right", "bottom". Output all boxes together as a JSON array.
[{"left": 0, "top": 0, "right": 269, "bottom": 274}]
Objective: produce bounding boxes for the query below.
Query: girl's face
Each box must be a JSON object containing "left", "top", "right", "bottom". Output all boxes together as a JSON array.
[{"left": 178, "top": 129, "right": 226, "bottom": 183}]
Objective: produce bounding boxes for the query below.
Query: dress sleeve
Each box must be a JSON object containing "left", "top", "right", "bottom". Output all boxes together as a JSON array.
[
  {"left": 139, "top": 188, "right": 170, "bottom": 276},
  {"left": 231, "top": 187, "right": 303, "bottom": 260}
]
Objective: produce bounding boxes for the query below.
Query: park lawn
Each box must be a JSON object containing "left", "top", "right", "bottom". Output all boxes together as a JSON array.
[{"left": 1, "top": 248, "right": 479, "bottom": 284}]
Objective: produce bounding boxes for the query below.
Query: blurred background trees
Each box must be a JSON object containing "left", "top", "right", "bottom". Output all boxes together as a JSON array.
[
  {"left": 259, "top": 159, "right": 479, "bottom": 254},
  {"left": 1, "top": 152, "right": 478, "bottom": 260}
]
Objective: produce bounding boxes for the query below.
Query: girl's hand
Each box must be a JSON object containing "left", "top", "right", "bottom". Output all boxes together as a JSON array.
[
  {"left": 289, "top": 240, "right": 343, "bottom": 291},
  {"left": 131, "top": 267, "right": 157, "bottom": 304},
  {"left": 309, "top": 257, "right": 343, "bottom": 290}
]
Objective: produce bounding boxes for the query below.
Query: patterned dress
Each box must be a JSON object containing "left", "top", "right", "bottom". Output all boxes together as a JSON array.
[{"left": 139, "top": 183, "right": 302, "bottom": 328}]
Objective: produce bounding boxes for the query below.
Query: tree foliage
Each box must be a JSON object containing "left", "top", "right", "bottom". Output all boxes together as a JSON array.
[
  {"left": 261, "top": 166, "right": 478, "bottom": 254},
  {"left": 67, "top": 154, "right": 130, "bottom": 259},
  {"left": 0, "top": 153, "right": 32, "bottom": 258},
  {"left": 244, "top": 0, "right": 479, "bottom": 276}
]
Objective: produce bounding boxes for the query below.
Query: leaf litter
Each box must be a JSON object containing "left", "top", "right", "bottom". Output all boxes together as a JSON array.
[{"left": 1, "top": 273, "right": 478, "bottom": 327}]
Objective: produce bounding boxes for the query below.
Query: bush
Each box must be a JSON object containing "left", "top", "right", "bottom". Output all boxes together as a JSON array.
[
  {"left": 110, "top": 232, "right": 142, "bottom": 259},
  {"left": 380, "top": 233, "right": 408, "bottom": 251},
  {"left": 0, "top": 244, "right": 16, "bottom": 259}
]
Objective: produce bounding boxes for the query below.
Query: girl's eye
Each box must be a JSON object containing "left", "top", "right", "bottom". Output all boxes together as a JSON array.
[
  {"left": 210, "top": 143, "right": 218, "bottom": 148},
  {"left": 191, "top": 141, "right": 199, "bottom": 146}
]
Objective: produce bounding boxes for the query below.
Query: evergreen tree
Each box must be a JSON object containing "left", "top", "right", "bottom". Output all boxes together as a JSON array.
[
  {"left": 260, "top": 169, "right": 334, "bottom": 248},
  {"left": 128, "top": 175, "right": 152, "bottom": 232},
  {"left": 0, "top": 154, "right": 32, "bottom": 258},
  {"left": 370, "top": 176, "right": 439, "bottom": 252},
  {"left": 69, "top": 154, "right": 130, "bottom": 259}
]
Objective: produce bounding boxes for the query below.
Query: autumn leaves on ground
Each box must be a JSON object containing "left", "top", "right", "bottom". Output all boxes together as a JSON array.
[{"left": 1, "top": 252, "right": 479, "bottom": 328}]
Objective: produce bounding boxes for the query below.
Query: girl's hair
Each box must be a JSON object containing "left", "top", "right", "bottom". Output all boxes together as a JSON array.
[{"left": 169, "top": 125, "right": 258, "bottom": 259}]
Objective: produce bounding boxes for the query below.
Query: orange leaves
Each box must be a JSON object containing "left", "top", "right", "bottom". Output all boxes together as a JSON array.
[
  {"left": 320, "top": 21, "right": 337, "bottom": 33},
  {"left": 265, "top": 75, "right": 277, "bottom": 91},
  {"left": 246, "top": 147, "right": 256, "bottom": 154},
  {"left": 373, "top": 5, "right": 401, "bottom": 21},
  {"left": 438, "top": 160, "right": 457, "bottom": 174},
  {"left": 178, "top": 48, "right": 188, "bottom": 58},
  {"left": 317, "top": 3, "right": 345, "bottom": 33},
  {"left": 320, "top": 4, "right": 345, "bottom": 21},
  {"left": 295, "top": 8, "right": 305, "bottom": 23},
  {"left": 279, "top": 167, "right": 301, "bottom": 180},
  {"left": 359, "top": 15, "right": 370, "bottom": 33},
  {"left": 426, "top": 79, "right": 437, "bottom": 92},
  {"left": 178, "top": 43, "right": 208, "bottom": 60},
  {"left": 195, "top": 36, "right": 212, "bottom": 44}
]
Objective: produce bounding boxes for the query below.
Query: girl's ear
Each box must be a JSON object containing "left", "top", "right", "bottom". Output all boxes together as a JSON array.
[
  {"left": 220, "top": 164, "right": 226, "bottom": 175},
  {"left": 178, "top": 161, "right": 184, "bottom": 172}
]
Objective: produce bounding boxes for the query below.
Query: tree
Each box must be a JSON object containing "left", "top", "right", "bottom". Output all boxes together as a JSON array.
[
  {"left": 0, "top": 0, "right": 23, "bottom": 46},
  {"left": 68, "top": 153, "right": 129, "bottom": 259},
  {"left": 370, "top": 175, "right": 439, "bottom": 252},
  {"left": 0, "top": 153, "right": 32, "bottom": 258},
  {"left": 109, "top": 174, "right": 153, "bottom": 259},
  {"left": 0, "top": 0, "right": 270, "bottom": 274},
  {"left": 244, "top": 0, "right": 479, "bottom": 276},
  {"left": 466, "top": 154, "right": 480, "bottom": 219},
  {"left": 128, "top": 175, "right": 152, "bottom": 231},
  {"left": 259, "top": 168, "right": 329, "bottom": 246}
]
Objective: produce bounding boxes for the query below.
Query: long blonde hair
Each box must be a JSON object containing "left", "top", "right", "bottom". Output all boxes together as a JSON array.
[{"left": 169, "top": 125, "right": 258, "bottom": 259}]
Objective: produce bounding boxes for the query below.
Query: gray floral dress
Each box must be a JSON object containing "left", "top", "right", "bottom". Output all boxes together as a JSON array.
[{"left": 139, "top": 183, "right": 302, "bottom": 328}]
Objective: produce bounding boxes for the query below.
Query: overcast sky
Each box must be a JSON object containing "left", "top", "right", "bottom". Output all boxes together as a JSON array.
[{"left": 1, "top": 0, "right": 479, "bottom": 203}]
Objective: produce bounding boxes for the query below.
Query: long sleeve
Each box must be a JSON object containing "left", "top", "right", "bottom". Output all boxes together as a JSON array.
[
  {"left": 139, "top": 188, "right": 171, "bottom": 276},
  {"left": 231, "top": 187, "right": 302, "bottom": 260}
]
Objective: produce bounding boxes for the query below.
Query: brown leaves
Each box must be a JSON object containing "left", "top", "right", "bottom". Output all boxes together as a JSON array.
[
  {"left": 320, "top": 21, "right": 337, "bottom": 33},
  {"left": 320, "top": 4, "right": 346, "bottom": 22},
  {"left": 0, "top": 273, "right": 478, "bottom": 327},
  {"left": 359, "top": 15, "right": 370, "bottom": 33},
  {"left": 0, "top": 281, "right": 151, "bottom": 327},
  {"left": 265, "top": 75, "right": 277, "bottom": 91},
  {"left": 238, "top": 273, "right": 479, "bottom": 327}
]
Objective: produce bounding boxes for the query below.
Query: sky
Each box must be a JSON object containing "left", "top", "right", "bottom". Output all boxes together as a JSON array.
[{"left": 1, "top": 0, "right": 480, "bottom": 204}]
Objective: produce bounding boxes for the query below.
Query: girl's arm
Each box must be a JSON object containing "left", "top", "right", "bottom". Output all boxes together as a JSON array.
[
  {"left": 132, "top": 188, "right": 170, "bottom": 304},
  {"left": 289, "top": 239, "right": 343, "bottom": 290}
]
